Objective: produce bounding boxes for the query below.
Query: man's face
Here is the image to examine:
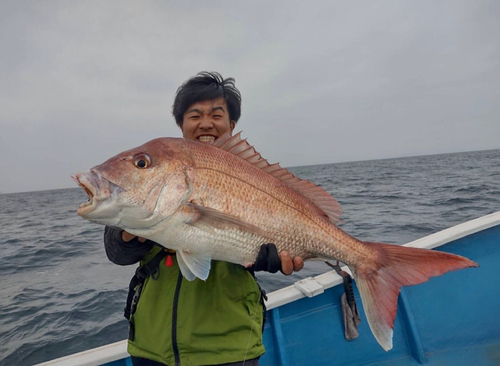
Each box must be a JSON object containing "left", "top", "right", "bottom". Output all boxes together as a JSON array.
[{"left": 180, "top": 97, "right": 235, "bottom": 142}]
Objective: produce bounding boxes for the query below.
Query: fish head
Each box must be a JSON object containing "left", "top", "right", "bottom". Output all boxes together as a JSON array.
[{"left": 72, "top": 138, "right": 192, "bottom": 231}]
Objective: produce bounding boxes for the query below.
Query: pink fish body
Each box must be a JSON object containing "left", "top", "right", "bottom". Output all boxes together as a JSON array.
[{"left": 73, "top": 132, "right": 478, "bottom": 351}]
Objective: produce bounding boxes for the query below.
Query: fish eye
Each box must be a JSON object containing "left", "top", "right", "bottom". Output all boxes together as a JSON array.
[{"left": 133, "top": 154, "right": 152, "bottom": 169}]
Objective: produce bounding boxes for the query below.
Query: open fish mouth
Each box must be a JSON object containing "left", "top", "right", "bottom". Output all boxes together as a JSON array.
[{"left": 71, "top": 170, "right": 111, "bottom": 216}]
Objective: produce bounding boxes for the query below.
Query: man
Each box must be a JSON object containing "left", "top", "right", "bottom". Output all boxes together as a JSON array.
[{"left": 104, "top": 72, "right": 303, "bottom": 366}]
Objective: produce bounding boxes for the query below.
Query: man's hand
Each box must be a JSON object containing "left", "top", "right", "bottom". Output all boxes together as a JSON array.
[
  {"left": 253, "top": 243, "right": 304, "bottom": 275},
  {"left": 121, "top": 230, "right": 147, "bottom": 243},
  {"left": 280, "top": 250, "right": 304, "bottom": 275}
]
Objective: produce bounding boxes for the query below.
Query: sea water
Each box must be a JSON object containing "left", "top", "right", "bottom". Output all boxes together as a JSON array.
[{"left": 1, "top": 149, "right": 499, "bottom": 366}]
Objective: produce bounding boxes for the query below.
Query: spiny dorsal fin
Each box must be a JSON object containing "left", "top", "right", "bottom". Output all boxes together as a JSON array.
[{"left": 213, "top": 131, "right": 342, "bottom": 223}]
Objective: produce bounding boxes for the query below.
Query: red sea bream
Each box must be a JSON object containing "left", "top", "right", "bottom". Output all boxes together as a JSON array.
[{"left": 73, "top": 132, "right": 478, "bottom": 351}]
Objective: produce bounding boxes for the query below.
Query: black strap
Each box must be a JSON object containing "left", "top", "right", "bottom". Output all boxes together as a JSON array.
[
  {"left": 125, "top": 249, "right": 169, "bottom": 340},
  {"left": 325, "top": 261, "right": 356, "bottom": 307},
  {"left": 246, "top": 267, "right": 268, "bottom": 333}
]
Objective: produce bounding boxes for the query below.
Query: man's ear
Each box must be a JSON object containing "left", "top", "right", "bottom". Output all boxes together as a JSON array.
[{"left": 230, "top": 121, "right": 235, "bottom": 133}]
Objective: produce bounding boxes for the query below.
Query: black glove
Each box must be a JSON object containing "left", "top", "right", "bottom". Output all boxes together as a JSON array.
[{"left": 253, "top": 243, "right": 281, "bottom": 273}]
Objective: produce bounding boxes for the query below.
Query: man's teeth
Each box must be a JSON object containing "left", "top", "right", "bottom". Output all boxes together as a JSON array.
[{"left": 199, "top": 136, "right": 216, "bottom": 142}]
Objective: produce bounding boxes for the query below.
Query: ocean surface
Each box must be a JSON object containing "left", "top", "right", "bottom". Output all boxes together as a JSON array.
[{"left": 1, "top": 149, "right": 499, "bottom": 366}]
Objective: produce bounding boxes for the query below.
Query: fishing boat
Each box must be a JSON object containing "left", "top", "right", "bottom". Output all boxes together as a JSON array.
[{"left": 35, "top": 211, "right": 500, "bottom": 366}]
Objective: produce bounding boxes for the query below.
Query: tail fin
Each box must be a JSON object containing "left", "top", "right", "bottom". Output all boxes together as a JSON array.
[{"left": 351, "top": 242, "right": 478, "bottom": 351}]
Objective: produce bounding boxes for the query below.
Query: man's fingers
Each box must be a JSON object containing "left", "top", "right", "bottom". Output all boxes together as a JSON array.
[
  {"left": 280, "top": 252, "right": 304, "bottom": 274},
  {"left": 121, "top": 230, "right": 146, "bottom": 243},
  {"left": 293, "top": 256, "right": 304, "bottom": 271},
  {"left": 254, "top": 246, "right": 303, "bottom": 274},
  {"left": 280, "top": 251, "right": 294, "bottom": 275},
  {"left": 121, "top": 231, "right": 136, "bottom": 242}
]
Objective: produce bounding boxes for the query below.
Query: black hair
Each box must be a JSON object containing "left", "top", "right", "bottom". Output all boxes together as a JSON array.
[{"left": 172, "top": 71, "right": 242, "bottom": 126}]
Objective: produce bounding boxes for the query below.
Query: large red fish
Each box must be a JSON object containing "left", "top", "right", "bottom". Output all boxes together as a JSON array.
[{"left": 73, "top": 132, "right": 478, "bottom": 351}]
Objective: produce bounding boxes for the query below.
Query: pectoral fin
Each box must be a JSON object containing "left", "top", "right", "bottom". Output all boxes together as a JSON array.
[{"left": 183, "top": 203, "right": 266, "bottom": 237}]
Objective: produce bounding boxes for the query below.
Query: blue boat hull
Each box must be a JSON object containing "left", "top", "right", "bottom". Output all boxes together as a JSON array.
[
  {"left": 261, "top": 224, "right": 500, "bottom": 366},
  {"left": 35, "top": 214, "right": 500, "bottom": 366}
]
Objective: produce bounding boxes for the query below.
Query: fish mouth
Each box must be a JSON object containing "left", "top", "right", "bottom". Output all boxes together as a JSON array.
[{"left": 71, "top": 170, "right": 114, "bottom": 216}]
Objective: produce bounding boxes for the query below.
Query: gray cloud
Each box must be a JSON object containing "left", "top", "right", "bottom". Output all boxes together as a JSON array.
[{"left": 1, "top": 0, "right": 499, "bottom": 193}]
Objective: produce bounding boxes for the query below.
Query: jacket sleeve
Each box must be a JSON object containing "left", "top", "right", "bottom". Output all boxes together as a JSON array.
[{"left": 104, "top": 226, "right": 156, "bottom": 265}]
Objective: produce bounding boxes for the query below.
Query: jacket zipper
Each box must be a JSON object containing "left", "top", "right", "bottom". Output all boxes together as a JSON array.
[{"left": 172, "top": 271, "right": 183, "bottom": 366}]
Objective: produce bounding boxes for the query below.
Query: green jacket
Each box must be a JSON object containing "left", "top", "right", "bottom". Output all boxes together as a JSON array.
[{"left": 128, "top": 246, "right": 265, "bottom": 366}]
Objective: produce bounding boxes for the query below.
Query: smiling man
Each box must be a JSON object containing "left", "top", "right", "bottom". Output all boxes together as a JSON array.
[
  {"left": 179, "top": 98, "right": 235, "bottom": 142},
  {"left": 104, "top": 72, "right": 303, "bottom": 366}
]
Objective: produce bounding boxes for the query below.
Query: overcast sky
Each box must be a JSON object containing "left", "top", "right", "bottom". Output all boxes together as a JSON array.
[{"left": 1, "top": 0, "right": 499, "bottom": 193}]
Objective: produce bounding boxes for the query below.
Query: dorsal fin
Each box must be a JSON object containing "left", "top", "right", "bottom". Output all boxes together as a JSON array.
[{"left": 213, "top": 131, "right": 342, "bottom": 223}]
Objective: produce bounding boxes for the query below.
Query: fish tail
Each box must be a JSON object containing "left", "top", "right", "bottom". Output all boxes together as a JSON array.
[{"left": 351, "top": 242, "right": 478, "bottom": 351}]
